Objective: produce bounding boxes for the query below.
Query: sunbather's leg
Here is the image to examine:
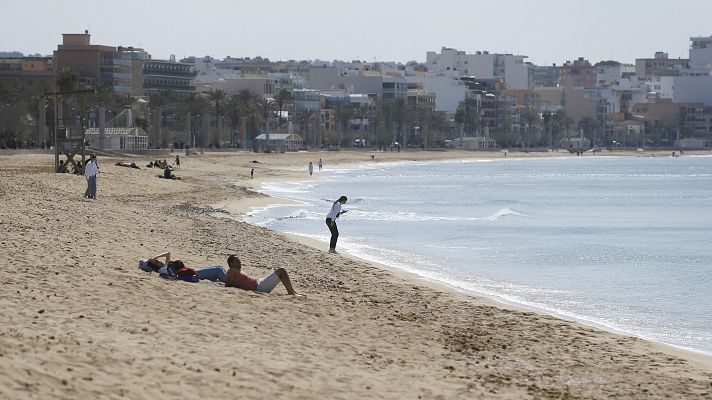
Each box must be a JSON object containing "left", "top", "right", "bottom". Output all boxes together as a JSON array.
[{"left": 195, "top": 266, "right": 227, "bottom": 283}]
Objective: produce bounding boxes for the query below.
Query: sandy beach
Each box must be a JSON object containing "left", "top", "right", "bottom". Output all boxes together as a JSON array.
[{"left": 1, "top": 149, "right": 711, "bottom": 399}]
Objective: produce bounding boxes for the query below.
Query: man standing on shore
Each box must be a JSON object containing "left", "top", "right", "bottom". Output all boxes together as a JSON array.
[
  {"left": 308, "top": 161, "right": 314, "bottom": 176},
  {"left": 83, "top": 154, "right": 99, "bottom": 200},
  {"left": 318, "top": 158, "right": 323, "bottom": 171},
  {"left": 325, "top": 196, "right": 348, "bottom": 254}
]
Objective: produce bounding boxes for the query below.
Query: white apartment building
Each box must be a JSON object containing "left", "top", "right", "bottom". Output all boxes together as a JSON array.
[
  {"left": 645, "top": 76, "right": 674, "bottom": 100},
  {"left": 209, "top": 77, "right": 277, "bottom": 98},
  {"left": 689, "top": 36, "right": 712, "bottom": 73},
  {"left": 405, "top": 75, "right": 468, "bottom": 113},
  {"left": 673, "top": 76, "right": 712, "bottom": 105},
  {"left": 188, "top": 56, "right": 240, "bottom": 84},
  {"left": 670, "top": 36, "right": 712, "bottom": 106},
  {"left": 596, "top": 63, "right": 635, "bottom": 87},
  {"left": 425, "top": 47, "right": 530, "bottom": 89}
]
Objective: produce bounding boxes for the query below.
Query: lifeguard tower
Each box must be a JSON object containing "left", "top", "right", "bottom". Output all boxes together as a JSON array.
[{"left": 47, "top": 89, "right": 95, "bottom": 173}]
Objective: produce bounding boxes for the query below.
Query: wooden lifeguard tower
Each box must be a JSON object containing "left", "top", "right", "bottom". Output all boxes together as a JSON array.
[{"left": 46, "top": 89, "right": 96, "bottom": 173}]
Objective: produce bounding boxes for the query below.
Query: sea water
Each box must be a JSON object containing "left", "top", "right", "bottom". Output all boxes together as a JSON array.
[{"left": 246, "top": 155, "right": 712, "bottom": 354}]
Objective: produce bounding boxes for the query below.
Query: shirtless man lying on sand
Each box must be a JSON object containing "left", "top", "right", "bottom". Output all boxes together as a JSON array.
[{"left": 225, "top": 254, "right": 304, "bottom": 298}]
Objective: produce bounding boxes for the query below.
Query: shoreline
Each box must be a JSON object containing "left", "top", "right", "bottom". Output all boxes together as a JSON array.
[
  {"left": 220, "top": 158, "right": 712, "bottom": 367},
  {"left": 2, "top": 150, "right": 711, "bottom": 399}
]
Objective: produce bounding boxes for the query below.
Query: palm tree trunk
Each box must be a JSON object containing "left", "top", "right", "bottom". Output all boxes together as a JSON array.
[
  {"left": 217, "top": 115, "right": 223, "bottom": 147},
  {"left": 241, "top": 118, "right": 247, "bottom": 150}
]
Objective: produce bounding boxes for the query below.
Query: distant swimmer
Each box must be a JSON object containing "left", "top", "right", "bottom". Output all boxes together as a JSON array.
[{"left": 325, "top": 196, "right": 348, "bottom": 254}]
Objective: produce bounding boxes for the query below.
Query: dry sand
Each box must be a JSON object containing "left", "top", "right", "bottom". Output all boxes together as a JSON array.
[{"left": 1, "top": 149, "right": 711, "bottom": 399}]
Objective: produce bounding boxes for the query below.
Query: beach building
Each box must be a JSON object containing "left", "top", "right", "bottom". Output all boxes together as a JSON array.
[
  {"left": 103, "top": 46, "right": 146, "bottom": 96},
  {"left": 84, "top": 127, "right": 148, "bottom": 150},
  {"left": 425, "top": 47, "right": 531, "bottom": 89},
  {"left": 142, "top": 56, "right": 196, "bottom": 97},
  {"left": 53, "top": 31, "right": 117, "bottom": 90},
  {"left": 305, "top": 66, "right": 407, "bottom": 104},
  {"left": 531, "top": 64, "right": 560, "bottom": 88},
  {"left": 560, "top": 136, "right": 590, "bottom": 151},
  {"left": 0, "top": 56, "right": 55, "bottom": 90},
  {"left": 405, "top": 74, "right": 468, "bottom": 113},
  {"left": 596, "top": 62, "right": 635, "bottom": 88},
  {"left": 689, "top": 36, "right": 712, "bottom": 73},
  {"left": 674, "top": 137, "right": 712, "bottom": 149},
  {"left": 209, "top": 76, "right": 277, "bottom": 98},
  {"left": 634, "top": 52, "right": 688, "bottom": 81},
  {"left": 254, "top": 133, "right": 303, "bottom": 151},
  {"left": 293, "top": 89, "right": 321, "bottom": 111},
  {"left": 446, "top": 136, "right": 497, "bottom": 149},
  {"left": 53, "top": 32, "right": 195, "bottom": 97},
  {"left": 559, "top": 58, "right": 597, "bottom": 88}
]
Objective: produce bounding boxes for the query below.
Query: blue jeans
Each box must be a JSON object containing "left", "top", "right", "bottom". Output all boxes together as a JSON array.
[
  {"left": 85, "top": 175, "right": 97, "bottom": 199},
  {"left": 196, "top": 266, "right": 227, "bottom": 283}
]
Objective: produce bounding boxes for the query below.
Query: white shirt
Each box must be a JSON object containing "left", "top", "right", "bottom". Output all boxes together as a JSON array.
[
  {"left": 84, "top": 160, "right": 98, "bottom": 177},
  {"left": 326, "top": 201, "right": 342, "bottom": 219}
]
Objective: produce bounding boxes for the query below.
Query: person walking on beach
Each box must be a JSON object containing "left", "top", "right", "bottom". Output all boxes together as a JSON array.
[
  {"left": 250, "top": 168, "right": 254, "bottom": 179},
  {"left": 318, "top": 158, "right": 323, "bottom": 171},
  {"left": 175, "top": 155, "right": 180, "bottom": 168},
  {"left": 308, "top": 161, "right": 314, "bottom": 176},
  {"left": 83, "top": 154, "right": 99, "bottom": 200},
  {"left": 325, "top": 196, "right": 348, "bottom": 254}
]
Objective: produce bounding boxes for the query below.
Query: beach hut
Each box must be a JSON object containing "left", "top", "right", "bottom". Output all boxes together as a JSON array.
[
  {"left": 84, "top": 127, "right": 149, "bottom": 150},
  {"left": 254, "top": 133, "right": 304, "bottom": 152},
  {"left": 446, "top": 136, "right": 497, "bottom": 150}
]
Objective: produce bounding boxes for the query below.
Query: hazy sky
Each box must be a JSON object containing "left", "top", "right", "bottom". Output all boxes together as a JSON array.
[{"left": 3, "top": 0, "right": 712, "bottom": 66}]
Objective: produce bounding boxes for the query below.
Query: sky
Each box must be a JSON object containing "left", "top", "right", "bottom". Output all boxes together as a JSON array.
[{"left": 3, "top": 0, "right": 712, "bottom": 66}]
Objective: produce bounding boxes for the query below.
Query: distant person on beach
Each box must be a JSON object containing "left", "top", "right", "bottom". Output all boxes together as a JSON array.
[
  {"left": 251, "top": 168, "right": 254, "bottom": 179},
  {"left": 325, "top": 196, "right": 348, "bottom": 254},
  {"left": 163, "top": 166, "right": 178, "bottom": 179},
  {"left": 83, "top": 154, "right": 99, "bottom": 200},
  {"left": 175, "top": 155, "right": 181, "bottom": 168},
  {"left": 318, "top": 158, "right": 323, "bottom": 171},
  {"left": 308, "top": 161, "right": 314, "bottom": 176},
  {"left": 225, "top": 254, "right": 302, "bottom": 297}
]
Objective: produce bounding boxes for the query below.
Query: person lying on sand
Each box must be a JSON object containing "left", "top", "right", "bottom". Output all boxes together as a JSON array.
[
  {"left": 225, "top": 254, "right": 304, "bottom": 297},
  {"left": 115, "top": 161, "right": 140, "bottom": 169},
  {"left": 138, "top": 252, "right": 217, "bottom": 283},
  {"left": 138, "top": 253, "right": 303, "bottom": 297}
]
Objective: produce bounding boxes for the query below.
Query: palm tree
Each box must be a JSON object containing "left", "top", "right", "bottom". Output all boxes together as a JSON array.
[
  {"left": 57, "top": 69, "right": 79, "bottom": 92},
  {"left": 297, "top": 108, "right": 316, "bottom": 148},
  {"left": 148, "top": 90, "right": 173, "bottom": 148},
  {"left": 523, "top": 106, "right": 540, "bottom": 148},
  {"left": 275, "top": 88, "right": 294, "bottom": 130},
  {"left": 208, "top": 89, "right": 227, "bottom": 147},
  {"left": 56, "top": 69, "right": 79, "bottom": 127},
  {"left": 455, "top": 96, "right": 479, "bottom": 137},
  {"left": 578, "top": 116, "right": 597, "bottom": 148},
  {"left": 332, "top": 98, "right": 349, "bottom": 147},
  {"left": 258, "top": 98, "right": 276, "bottom": 149},
  {"left": 184, "top": 93, "right": 209, "bottom": 147},
  {"left": 235, "top": 89, "right": 258, "bottom": 149},
  {"left": 390, "top": 98, "right": 407, "bottom": 146}
]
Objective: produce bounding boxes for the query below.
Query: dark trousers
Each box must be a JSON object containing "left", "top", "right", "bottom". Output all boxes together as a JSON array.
[{"left": 326, "top": 218, "right": 339, "bottom": 249}]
